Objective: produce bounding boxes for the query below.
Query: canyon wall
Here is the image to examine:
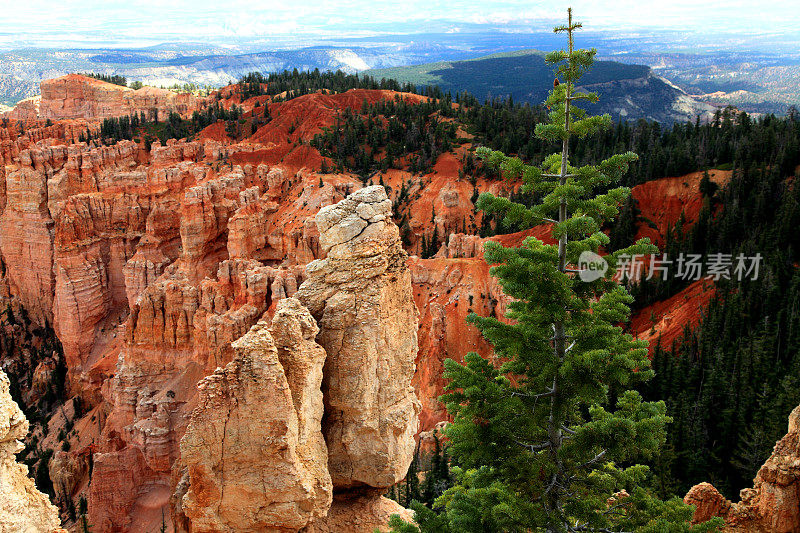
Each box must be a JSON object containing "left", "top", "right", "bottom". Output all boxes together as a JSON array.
[
  {"left": 0, "top": 76, "right": 540, "bottom": 532},
  {"left": 14, "top": 74, "right": 206, "bottom": 121}
]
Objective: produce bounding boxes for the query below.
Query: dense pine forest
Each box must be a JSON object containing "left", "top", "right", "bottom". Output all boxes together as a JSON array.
[
  {"left": 237, "top": 69, "right": 418, "bottom": 99},
  {"left": 310, "top": 99, "right": 459, "bottom": 175},
  {"left": 636, "top": 151, "right": 800, "bottom": 499},
  {"left": 89, "top": 102, "right": 247, "bottom": 146},
  {"left": 481, "top": 102, "right": 800, "bottom": 501}
]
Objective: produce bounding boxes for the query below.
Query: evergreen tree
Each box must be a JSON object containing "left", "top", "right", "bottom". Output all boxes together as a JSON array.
[
  {"left": 393, "top": 9, "right": 721, "bottom": 533},
  {"left": 421, "top": 430, "right": 453, "bottom": 504},
  {"left": 699, "top": 170, "right": 718, "bottom": 198},
  {"left": 404, "top": 443, "right": 422, "bottom": 507},
  {"left": 81, "top": 514, "right": 92, "bottom": 533}
]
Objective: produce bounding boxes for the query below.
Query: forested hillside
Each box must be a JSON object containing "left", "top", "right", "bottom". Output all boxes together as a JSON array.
[
  {"left": 261, "top": 70, "right": 800, "bottom": 502},
  {"left": 367, "top": 50, "right": 715, "bottom": 123}
]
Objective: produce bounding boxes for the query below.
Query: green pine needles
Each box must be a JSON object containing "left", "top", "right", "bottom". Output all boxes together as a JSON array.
[{"left": 391, "top": 9, "right": 723, "bottom": 533}]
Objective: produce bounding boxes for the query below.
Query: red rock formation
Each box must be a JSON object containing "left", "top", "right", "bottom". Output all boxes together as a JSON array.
[
  {"left": 0, "top": 154, "right": 56, "bottom": 326},
  {"left": 37, "top": 75, "right": 204, "bottom": 121},
  {"left": 1, "top": 75, "right": 737, "bottom": 532},
  {"left": 685, "top": 405, "right": 800, "bottom": 532},
  {"left": 629, "top": 279, "right": 716, "bottom": 355},
  {"left": 248, "top": 89, "right": 428, "bottom": 147},
  {"left": 409, "top": 227, "right": 553, "bottom": 429},
  {"left": 0, "top": 83, "right": 431, "bottom": 531},
  {"left": 226, "top": 166, "right": 351, "bottom": 266},
  {"left": 4, "top": 95, "right": 40, "bottom": 122},
  {"left": 631, "top": 169, "right": 732, "bottom": 246},
  {"left": 378, "top": 155, "right": 521, "bottom": 257},
  {"left": 684, "top": 483, "right": 732, "bottom": 525}
]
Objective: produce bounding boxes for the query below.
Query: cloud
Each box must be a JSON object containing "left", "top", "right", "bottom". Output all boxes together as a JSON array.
[{"left": 2, "top": 0, "right": 798, "bottom": 45}]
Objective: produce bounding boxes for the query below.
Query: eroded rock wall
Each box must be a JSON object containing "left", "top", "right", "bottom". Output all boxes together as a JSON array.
[
  {"left": 686, "top": 405, "right": 800, "bottom": 532},
  {"left": 38, "top": 75, "right": 204, "bottom": 121},
  {"left": 0, "top": 85, "right": 492, "bottom": 532}
]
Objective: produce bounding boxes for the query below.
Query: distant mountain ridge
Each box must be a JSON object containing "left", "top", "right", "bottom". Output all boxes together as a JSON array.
[
  {"left": 0, "top": 46, "right": 716, "bottom": 123},
  {"left": 367, "top": 50, "right": 716, "bottom": 123},
  {"left": 0, "top": 45, "right": 487, "bottom": 107}
]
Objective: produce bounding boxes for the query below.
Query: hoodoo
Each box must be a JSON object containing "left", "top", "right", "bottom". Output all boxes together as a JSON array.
[
  {"left": 171, "top": 186, "right": 422, "bottom": 532},
  {"left": 174, "top": 298, "right": 332, "bottom": 532},
  {"left": 296, "top": 185, "right": 421, "bottom": 490}
]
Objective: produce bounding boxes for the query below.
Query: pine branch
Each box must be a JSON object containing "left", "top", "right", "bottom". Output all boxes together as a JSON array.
[
  {"left": 577, "top": 450, "right": 607, "bottom": 470},
  {"left": 509, "top": 388, "right": 555, "bottom": 399},
  {"left": 514, "top": 439, "right": 551, "bottom": 452}
]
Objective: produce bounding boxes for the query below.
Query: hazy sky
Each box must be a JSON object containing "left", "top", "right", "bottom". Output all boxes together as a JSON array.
[{"left": 3, "top": 0, "right": 799, "bottom": 46}]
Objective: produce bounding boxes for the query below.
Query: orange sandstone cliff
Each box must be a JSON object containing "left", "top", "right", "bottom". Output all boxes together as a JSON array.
[{"left": 37, "top": 74, "right": 205, "bottom": 121}]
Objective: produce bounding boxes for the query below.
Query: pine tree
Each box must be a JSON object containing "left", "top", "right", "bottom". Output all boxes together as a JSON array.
[
  {"left": 81, "top": 514, "right": 92, "bottom": 533},
  {"left": 403, "top": 442, "right": 422, "bottom": 507},
  {"left": 420, "top": 430, "right": 453, "bottom": 505},
  {"left": 699, "top": 170, "right": 718, "bottom": 198},
  {"left": 393, "top": 9, "right": 722, "bottom": 533}
]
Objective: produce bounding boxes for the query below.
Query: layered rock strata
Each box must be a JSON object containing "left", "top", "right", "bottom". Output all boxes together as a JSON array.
[
  {"left": 0, "top": 83, "right": 498, "bottom": 532},
  {"left": 38, "top": 75, "right": 204, "bottom": 121}
]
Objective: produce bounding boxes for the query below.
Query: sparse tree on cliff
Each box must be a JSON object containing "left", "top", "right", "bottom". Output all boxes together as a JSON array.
[{"left": 392, "top": 9, "right": 722, "bottom": 533}]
